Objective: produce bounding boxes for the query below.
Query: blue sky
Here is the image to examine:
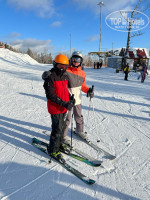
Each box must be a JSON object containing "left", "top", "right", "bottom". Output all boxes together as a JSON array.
[{"left": 0, "top": 0, "right": 150, "bottom": 57}]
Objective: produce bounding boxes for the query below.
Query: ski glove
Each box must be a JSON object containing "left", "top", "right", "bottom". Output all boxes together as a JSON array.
[
  {"left": 61, "top": 100, "right": 75, "bottom": 111},
  {"left": 69, "top": 94, "right": 75, "bottom": 101},
  {"left": 87, "top": 87, "right": 94, "bottom": 98},
  {"left": 42, "top": 71, "right": 51, "bottom": 80}
]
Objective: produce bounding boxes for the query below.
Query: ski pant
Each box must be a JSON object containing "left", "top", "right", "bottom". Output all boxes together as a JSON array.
[
  {"left": 141, "top": 73, "right": 146, "bottom": 83},
  {"left": 124, "top": 72, "right": 128, "bottom": 80},
  {"left": 49, "top": 113, "right": 66, "bottom": 153},
  {"left": 64, "top": 104, "right": 84, "bottom": 137}
]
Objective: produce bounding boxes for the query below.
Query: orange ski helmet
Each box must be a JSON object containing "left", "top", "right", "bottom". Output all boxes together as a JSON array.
[
  {"left": 54, "top": 54, "right": 69, "bottom": 65},
  {"left": 53, "top": 54, "right": 69, "bottom": 71}
]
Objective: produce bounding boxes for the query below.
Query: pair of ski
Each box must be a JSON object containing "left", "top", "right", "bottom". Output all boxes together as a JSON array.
[
  {"left": 73, "top": 131, "right": 116, "bottom": 160},
  {"left": 32, "top": 137, "right": 102, "bottom": 167},
  {"left": 32, "top": 137, "right": 100, "bottom": 185},
  {"left": 32, "top": 134, "right": 116, "bottom": 185},
  {"left": 43, "top": 130, "right": 116, "bottom": 160}
]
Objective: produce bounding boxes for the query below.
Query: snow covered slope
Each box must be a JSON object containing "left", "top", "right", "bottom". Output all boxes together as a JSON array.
[
  {"left": 0, "top": 49, "right": 150, "bottom": 200},
  {"left": 0, "top": 48, "right": 38, "bottom": 65}
]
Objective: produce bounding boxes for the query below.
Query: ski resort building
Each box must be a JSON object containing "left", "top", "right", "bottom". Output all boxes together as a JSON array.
[
  {"left": 107, "top": 48, "right": 149, "bottom": 71},
  {"left": 0, "top": 42, "right": 5, "bottom": 48}
]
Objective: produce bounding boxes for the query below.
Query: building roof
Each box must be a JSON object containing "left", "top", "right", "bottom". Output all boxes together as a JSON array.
[{"left": 119, "top": 48, "right": 149, "bottom": 59}]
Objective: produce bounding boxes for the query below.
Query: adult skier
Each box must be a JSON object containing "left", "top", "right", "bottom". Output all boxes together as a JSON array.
[
  {"left": 123, "top": 63, "right": 130, "bottom": 81},
  {"left": 42, "top": 54, "right": 75, "bottom": 162},
  {"left": 63, "top": 51, "right": 94, "bottom": 144},
  {"left": 141, "top": 64, "right": 148, "bottom": 83}
]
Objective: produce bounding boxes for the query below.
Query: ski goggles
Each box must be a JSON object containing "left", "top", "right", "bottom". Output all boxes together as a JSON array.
[
  {"left": 57, "top": 63, "right": 69, "bottom": 71},
  {"left": 71, "top": 57, "right": 82, "bottom": 63}
]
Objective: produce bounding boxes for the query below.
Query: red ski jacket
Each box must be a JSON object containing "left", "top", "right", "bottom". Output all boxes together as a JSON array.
[{"left": 43, "top": 68, "right": 70, "bottom": 115}]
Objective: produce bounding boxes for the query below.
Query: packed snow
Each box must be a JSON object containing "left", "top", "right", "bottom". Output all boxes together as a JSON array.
[{"left": 0, "top": 48, "right": 150, "bottom": 200}]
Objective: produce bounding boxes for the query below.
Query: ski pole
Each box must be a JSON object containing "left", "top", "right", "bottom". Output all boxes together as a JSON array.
[
  {"left": 90, "top": 85, "right": 94, "bottom": 101},
  {"left": 64, "top": 111, "right": 68, "bottom": 121},
  {"left": 70, "top": 94, "right": 74, "bottom": 148},
  {"left": 71, "top": 112, "right": 74, "bottom": 148},
  {"left": 86, "top": 86, "right": 100, "bottom": 141},
  {"left": 87, "top": 85, "right": 94, "bottom": 124}
]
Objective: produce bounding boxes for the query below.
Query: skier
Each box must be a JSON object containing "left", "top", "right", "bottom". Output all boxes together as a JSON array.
[
  {"left": 123, "top": 63, "right": 130, "bottom": 81},
  {"left": 42, "top": 54, "right": 75, "bottom": 162},
  {"left": 99, "top": 60, "right": 103, "bottom": 68},
  {"left": 141, "top": 64, "right": 148, "bottom": 83},
  {"left": 63, "top": 51, "right": 94, "bottom": 144},
  {"left": 97, "top": 62, "right": 100, "bottom": 69}
]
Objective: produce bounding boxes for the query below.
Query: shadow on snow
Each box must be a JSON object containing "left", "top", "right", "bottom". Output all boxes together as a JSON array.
[{"left": 0, "top": 115, "right": 142, "bottom": 200}]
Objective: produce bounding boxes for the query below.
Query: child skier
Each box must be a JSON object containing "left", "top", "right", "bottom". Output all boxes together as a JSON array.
[
  {"left": 42, "top": 54, "right": 75, "bottom": 163},
  {"left": 63, "top": 51, "right": 94, "bottom": 144}
]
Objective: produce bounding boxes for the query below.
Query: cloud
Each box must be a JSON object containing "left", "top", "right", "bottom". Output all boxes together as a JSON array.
[
  {"left": 71, "top": 0, "right": 138, "bottom": 15},
  {"left": 10, "top": 38, "right": 53, "bottom": 53},
  {"left": 85, "top": 35, "right": 99, "bottom": 42},
  {"left": 50, "top": 21, "right": 62, "bottom": 27},
  {"left": 6, "top": 0, "right": 140, "bottom": 18},
  {"left": 2, "top": 32, "right": 53, "bottom": 53},
  {"left": 4, "top": 32, "right": 21, "bottom": 40},
  {"left": 7, "top": 0, "right": 55, "bottom": 18}
]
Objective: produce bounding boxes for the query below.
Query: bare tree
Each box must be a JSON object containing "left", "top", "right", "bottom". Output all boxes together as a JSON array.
[{"left": 120, "top": 0, "right": 150, "bottom": 65}]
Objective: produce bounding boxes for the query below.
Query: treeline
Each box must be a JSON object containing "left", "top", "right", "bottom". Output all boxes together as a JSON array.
[
  {"left": 3, "top": 42, "right": 53, "bottom": 64},
  {"left": 26, "top": 48, "right": 53, "bottom": 64}
]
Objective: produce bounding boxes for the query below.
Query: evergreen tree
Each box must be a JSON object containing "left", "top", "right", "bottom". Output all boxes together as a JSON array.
[{"left": 27, "top": 48, "right": 34, "bottom": 59}]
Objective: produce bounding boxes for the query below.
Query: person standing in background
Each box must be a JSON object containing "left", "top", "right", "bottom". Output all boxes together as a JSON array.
[{"left": 123, "top": 63, "right": 130, "bottom": 81}]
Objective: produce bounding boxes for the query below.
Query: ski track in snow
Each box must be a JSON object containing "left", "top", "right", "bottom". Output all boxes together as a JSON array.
[
  {"left": 0, "top": 141, "right": 10, "bottom": 153},
  {"left": 114, "top": 139, "right": 134, "bottom": 162},
  {"left": 3, "top": 147, "right": 20, "bottom": 174},
  {"left": 132, "top": 159, "right": 150, "bottom": 177}
]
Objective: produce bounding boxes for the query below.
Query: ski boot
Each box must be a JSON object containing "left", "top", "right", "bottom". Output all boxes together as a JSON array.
[
  {"left": 63, "top": 136, "right": 71, "bottom": 145},
  {"left": 60, "top": 143, "right": 71, "bottom": 154},
  {"left": 50, "top": 151, "right": 65, "bottom": 164},
  {"left": 75, "top": 131, "right": 87, "bottom": 140}
]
